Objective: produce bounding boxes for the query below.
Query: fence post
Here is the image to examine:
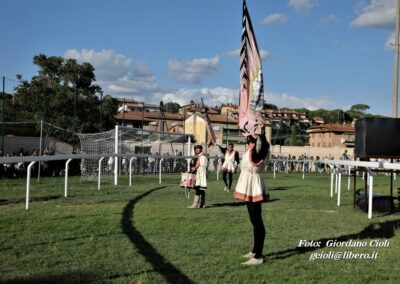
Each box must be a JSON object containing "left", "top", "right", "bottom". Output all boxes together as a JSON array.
[
  {"left": 98, "top": 157, "right": 105, "bottom": 190},
  {"left": 26, "top": 161, "right": 37, "bottom": 210},
  {"left": 187, "top": 136, "right": 191, "bottom": 172},
  {"left": 368, "top": 174, "right": 374, "bottom": 219},
  {"left": 159, "top": 158, "right": 164, "bottom": 184},
  {"left": 64, "top": 159, "right": 72, "bottom": 197},
  {"left": 337, "top": 171, "right": 342, "bottom": 206},
  {"left": 114, "top": 125, "right": 119, "bottom": 186},
  {"left": 217, "top": 159, "right": 222, "bottom": 180},
  {"left": 330, "top": 167, "right": 334, "bottom": 197},
  {"left": 347, "top": 166, "right": 351, "bottom": 190},
  {"left": 129, "top": 157, "right": 135, "bottom": 187}
]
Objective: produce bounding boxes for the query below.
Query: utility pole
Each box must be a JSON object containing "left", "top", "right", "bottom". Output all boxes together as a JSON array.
[
  {"left": 392, "top": 0, "right": 400, "bottom": 118},
  {"left": 141, "top": 101, "right": 144, "bottom": 154},
  {"left": 122, "top": 97, "right": 125, "bottom": 126},
  {"left": 99, "top": 91, "right": 103, "bottom": 131},
  {"left": 1, "top": 76, "right": 4, "bottom": 156}
]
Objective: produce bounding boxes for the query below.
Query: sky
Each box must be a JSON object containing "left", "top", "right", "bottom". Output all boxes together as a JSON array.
[{"left": 1, "top": 0, "right": 399, "bottom": 116}]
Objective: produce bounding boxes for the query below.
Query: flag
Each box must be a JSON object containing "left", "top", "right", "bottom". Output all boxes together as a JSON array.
[
  {"left": 206, "top": 114, "right": 216, "bottom": 147},
  {"left": 201, "top": 98, "right": 216, "bottom": 147},
  {"left": 239, "top": 0, "right": 264, "bottom": 136}
]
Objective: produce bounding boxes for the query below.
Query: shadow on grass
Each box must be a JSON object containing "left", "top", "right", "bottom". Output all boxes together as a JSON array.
[
  {"left": 266, "top": 219, "right": 400, "bottom": 260},
  {"left": 269, "top": 186, "right": 297, "bottom": 191},
  {"left": 209, "top": 199, "right": 280, "bottom": 208},
  {"left": 121, "top": 186, "right": 194, "bottom": 284},
  {"left": 0, "top": 195, "right": 62, "bottom": 206},
  {"left": 2, "top": 271, "right": 97, "bottom": 284}
]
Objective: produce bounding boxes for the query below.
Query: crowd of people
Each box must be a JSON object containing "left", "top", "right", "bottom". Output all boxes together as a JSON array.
[{"left": 0, "top": 147, "right": 80, "bottom": 179}]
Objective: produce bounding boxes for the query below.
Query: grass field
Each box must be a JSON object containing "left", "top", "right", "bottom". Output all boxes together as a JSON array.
[{"left": 0, "top": 172, "right": 399, "bottom": 283}]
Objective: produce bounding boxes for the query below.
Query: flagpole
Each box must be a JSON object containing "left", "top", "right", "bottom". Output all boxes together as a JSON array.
[{"left": 392, "top": 0, "right": 400, "bottom": 118}]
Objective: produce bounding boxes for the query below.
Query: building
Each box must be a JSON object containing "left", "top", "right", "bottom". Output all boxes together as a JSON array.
[
  {"left": 115, "top": 100, "right": 306, "bottom": 146},
  {"left": 307, "top": 123, "right": 355, "bottom": 148},
  {"left": 116, "top": 98, "right": 159, "bottom": 112},
  {"left": 184, "top": 113, "right": 240, "bottom": 145},
  {"left": 115, "top": 110, "right": 183, "bottom": 132}
]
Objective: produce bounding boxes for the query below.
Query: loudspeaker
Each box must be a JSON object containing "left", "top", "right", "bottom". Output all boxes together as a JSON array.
[
  {"left": 356, "top": 191, "right": 394, "bottom": 213},
  {"left": 355, "top": 117, "right": 400, "bottom": 158}
]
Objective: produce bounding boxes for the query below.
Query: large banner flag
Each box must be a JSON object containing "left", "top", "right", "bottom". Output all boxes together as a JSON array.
[{"left": 239, "top": 0, "right": 264, "bottom": 136}]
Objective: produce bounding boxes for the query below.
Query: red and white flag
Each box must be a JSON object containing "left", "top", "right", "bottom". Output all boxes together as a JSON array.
[
  {"left": 201, "top": 98, "right": 216, "bottom": 147},
  {"left": 239, "top": 0, "right": 264, "bottom": 136}
]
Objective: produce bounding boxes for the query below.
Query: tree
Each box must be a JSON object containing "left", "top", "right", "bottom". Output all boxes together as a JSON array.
[
  {"left": 290, "top": 124, "right": 298, "bottom": 146},
  {"left": 11, "top": 54, "right": 118, "bottom": 142},
  {"left": 350, "top": 104, "right": 370, "bottom": 114},
  {"left": 164, "top": 102, "right": 180, "bottom": 113},
  {"left": 159, "top": 101, "right": 166, "bottom": 113},
  {"left": 263, "top": 103, "right": 278, "bottom": 110}
]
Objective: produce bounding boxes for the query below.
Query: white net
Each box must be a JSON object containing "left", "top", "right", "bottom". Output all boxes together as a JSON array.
[
  {"left": 78, "top": 126, "right": 191, "bottom": 179},
  {"left": 78, "top": 129, "right": 116, "bottom": 179}
]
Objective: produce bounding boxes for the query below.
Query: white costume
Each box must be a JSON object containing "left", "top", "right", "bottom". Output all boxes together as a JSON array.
[
  {"left": 195, "top": 154, "right": 208, "bottom": 189},
  {"left": 222, "top": 150, "right": 237, "bottom": 173},
  {"left": 234, "top": 150, "right": 269, "bottom": 202}
]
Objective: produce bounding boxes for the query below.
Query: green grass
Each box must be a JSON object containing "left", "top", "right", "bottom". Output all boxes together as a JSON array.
[{"left": 0, "top": 172, "right": 399, "bottom": 283}]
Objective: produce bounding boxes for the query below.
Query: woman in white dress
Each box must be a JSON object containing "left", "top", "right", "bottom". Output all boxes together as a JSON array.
[
  {"left": 233, "top": 125, "right": 270, "bottom": 265},
  {"left": 217, "top": 143, "right": 240, "bottom": 192},
  {"left": 187, "top": 145, "right": 208, "bottom": 209}
]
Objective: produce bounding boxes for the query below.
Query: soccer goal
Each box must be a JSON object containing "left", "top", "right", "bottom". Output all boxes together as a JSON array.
[{"left": 78, "top": 126, "right": 192, "bottom": 180}]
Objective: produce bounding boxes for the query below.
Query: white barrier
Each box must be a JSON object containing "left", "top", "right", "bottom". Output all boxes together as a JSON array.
[
  {"left": 26, "top": 161, "right": 36, "bottom": 210},
  {"left": 217, "top": 159, "right": 222, "bottom": 181},
  {"left": 322, "top": 159, "right": 400, "bottom": 219},
  {"left": 129, "top": 157, "right": 135, "bottom": 187},
  {"left": 0, "top": 153, "right": 198, "bottom": 210},
  {"left": 64, "top": 159, "right": 73, "bottom": 197},
  {"left": 98, "top": 157, "right": 105, "bottom": 190},
  {"left": 159, "top": 158, "right": 164, "bottom": 184}
]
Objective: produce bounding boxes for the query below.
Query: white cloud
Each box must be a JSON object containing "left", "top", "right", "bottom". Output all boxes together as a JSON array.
[
  {"left": 223, "top": 49, "right": 240, "bottom": 57},
  {"left": 151, "top": 89, "right": 341, "bottom": 111},
  {"left": 108, "top": 74, "right": 158, "bottom": 94},
  {"left": 62, "top": 49, "right": 340, "bottom": 111},
  {"left": 259, "top": 50, "right": 270, "bottom": 60},
  {"left": 154, "top": 87, "right": 238, "bottom": 106},
  {"left": 261, "top": 13, "right": 288, "bottom": 25},
  {"left": 167, "top": 56, "right": 219, "bottom": 84},
  {"left": 350, "top": 0, "right": 396, "bottom": 29},
  {"left": 64, "top": 49, "right": 159, "bottom": 96},
  {"left": 288, "top": 0, "right": 317, "bottom": 12},
  {"left": 64, "top": 49, "right": 132, "bottom": 81},
  {"left": 223, "top": 48, "right": 270, "bottom": 60},
  {"left": 265, "top": 92, "right": 338, "bottom": 110},
  {"left": 321, "top": 14, "right": 338, "bottom": 24},
  {"left": 385, "top": 31, "right": 396, "bottom": 49}
]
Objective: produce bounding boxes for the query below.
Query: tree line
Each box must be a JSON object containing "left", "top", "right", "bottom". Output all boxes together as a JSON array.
[{"left": 1, "top": 54, "right": 119, "bottom": 143}]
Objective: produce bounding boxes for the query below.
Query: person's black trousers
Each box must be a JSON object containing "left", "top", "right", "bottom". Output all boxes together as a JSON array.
[
  {"left": 246, "top": 201, "right": 265, "bottom": 258},
  {"left": 222, "top": 171, "right": 233, "bottom": 189}
]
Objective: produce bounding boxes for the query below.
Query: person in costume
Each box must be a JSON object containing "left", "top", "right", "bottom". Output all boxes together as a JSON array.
[
  {"left": 217, "top": 143, "right": 240, "bottom": 192},
  {"left": 187, "top": 145, "right": 208, "bottom": 209},
  {"left": 233, "top": 121, "right": 270, "bottom": 265}
]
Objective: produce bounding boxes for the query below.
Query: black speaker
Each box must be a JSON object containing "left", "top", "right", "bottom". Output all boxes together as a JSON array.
[{"left": 355, "top": 117, "right": 400, "bottom": 159}]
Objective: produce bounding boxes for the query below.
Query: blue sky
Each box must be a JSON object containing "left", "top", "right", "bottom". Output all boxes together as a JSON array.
[{"left": 0, "top": 0, "right": 398, "bottom": 116}]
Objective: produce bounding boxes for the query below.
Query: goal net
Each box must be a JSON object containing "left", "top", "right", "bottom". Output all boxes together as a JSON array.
[{"left": 78, "top": 126, "right": 191, "bottom": 179}]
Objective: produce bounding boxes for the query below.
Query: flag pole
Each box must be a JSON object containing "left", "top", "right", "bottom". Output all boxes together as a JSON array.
[{"left": 392, "top": 0, "right": 400, "bottom": 118}]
